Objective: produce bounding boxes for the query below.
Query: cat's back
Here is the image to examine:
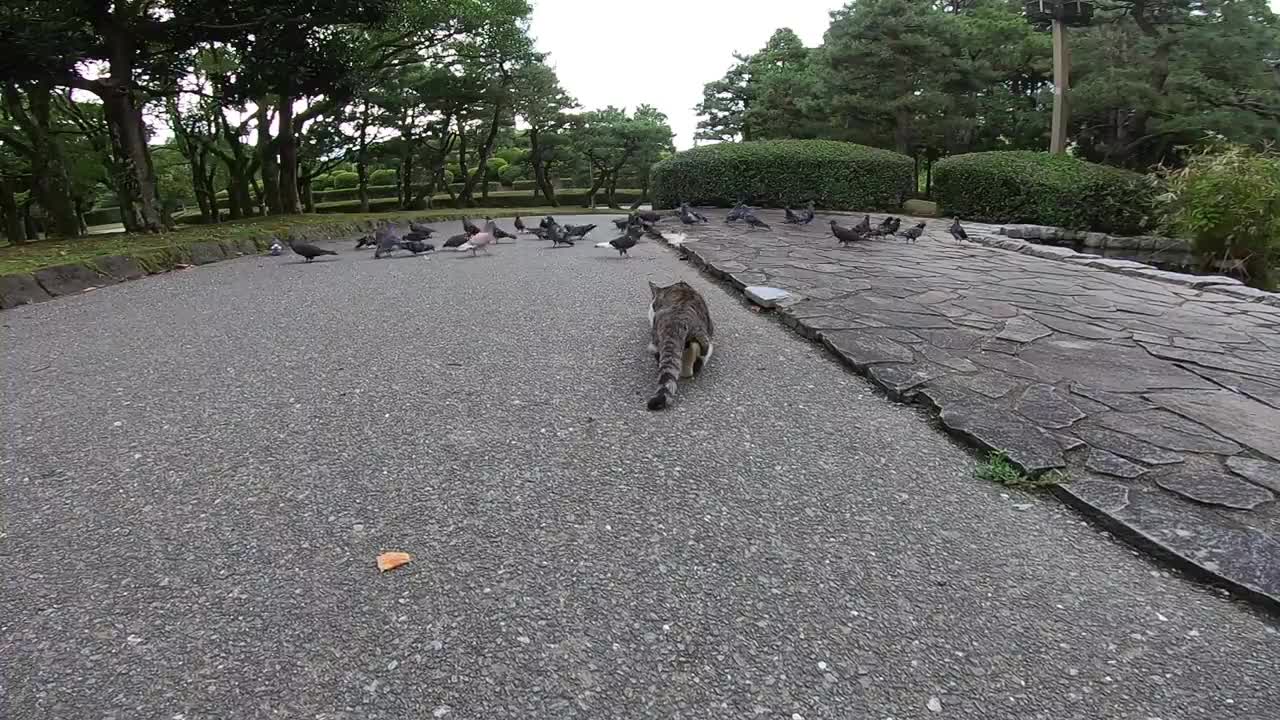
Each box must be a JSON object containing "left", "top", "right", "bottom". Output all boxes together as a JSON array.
[{"left": 654, "top": 283, "right": 713, "bottom": 334}]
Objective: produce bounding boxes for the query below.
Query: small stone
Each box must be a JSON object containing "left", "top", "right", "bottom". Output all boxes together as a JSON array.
[
  {"left": 744, "top": 286, "right": 791, "bottom": 308},
  {"left": 817, "top": 661, "right": 828, "bottom": 671},
  {"left": 927, "top": 696, "right": 943, "bottom": 713},
  {"left": 433, "top": 707, "right": 451, "bottom": 718}
]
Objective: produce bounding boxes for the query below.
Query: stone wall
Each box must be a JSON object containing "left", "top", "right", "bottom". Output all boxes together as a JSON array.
[{"left": 1000, "top": 224, "right": 1192, "bottom": 253}]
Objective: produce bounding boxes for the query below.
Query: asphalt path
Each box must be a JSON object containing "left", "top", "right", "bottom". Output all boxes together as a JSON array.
[{"left": 2, "top": 215, "right": 1277, "bottom": 719}]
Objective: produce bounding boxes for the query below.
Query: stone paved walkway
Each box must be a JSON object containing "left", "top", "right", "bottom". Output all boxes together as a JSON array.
[{"left": 674, "top": 209, "right": 1280, "bottom": 612}]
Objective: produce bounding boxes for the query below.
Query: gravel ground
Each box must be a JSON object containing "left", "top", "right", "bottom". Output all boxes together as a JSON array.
[{"left": 2, "top": 215, "right": 1277, "bottom": 719}]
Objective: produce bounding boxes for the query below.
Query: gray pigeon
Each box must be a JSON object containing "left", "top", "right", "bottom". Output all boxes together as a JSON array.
[
  {"left": 783, "top": 207, "right": 801, "bottom": 224},
  {"left": 548, "top": 223, "right": 574, "bottom": 247},
  {"left": 565, "top": 223, "right": 597, "bottom": 239},
  {"left": 408, "top": 221, "right": 435, "bottom": 236},
  {"left": 462, "top": 217, "right": 480, "bottom": 236},
  {"left": 373, "top": 227, "right": 403, "bottom": 258},
  {"left": 725, "top": 202, "right": 748, "bottom": 222},
  {"left": 288, "top": 240, "right": 338, "bottom": 262},
  {"left": 854, "top": 214, "right": 872, "bottom": 233},
  {"left": 403, "top": 239, "right": 434, "bottom": 255},
  {"left": 901, "top": 222, "right": 926, "bottom": 243},
  {"left": 442, "top": 232, "right": 470, "bottom": 249},
  {"left": 485, "top": 217, "right": 516, "bottom": 242},
  {"left": 949, "top": 218, "right": 968, "bottom": 241},
  {"left": 596, "top": 226, "right": 640, "bottom": 257},
  {"left": 743, "top": 212, "right": 771, "bottom": 230},
  {"left": 830, "top": 219, "right": 868, "bottom": 246}
]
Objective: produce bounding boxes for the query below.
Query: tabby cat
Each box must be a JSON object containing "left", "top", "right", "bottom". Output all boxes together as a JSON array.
[{"left": 647, "top": 280, "right": 715, "bottom": 410}]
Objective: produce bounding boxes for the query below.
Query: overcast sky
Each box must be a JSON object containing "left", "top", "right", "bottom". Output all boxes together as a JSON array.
[{"left": 529, "top": 0, "right": 844, "bottom": 149}]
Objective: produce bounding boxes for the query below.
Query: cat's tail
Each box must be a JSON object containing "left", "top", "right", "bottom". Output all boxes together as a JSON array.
[{"left": 647, "top": 334, "right": 689, "bottom": 411}]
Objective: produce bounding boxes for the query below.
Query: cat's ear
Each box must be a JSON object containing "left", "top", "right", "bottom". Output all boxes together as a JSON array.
[{"left": 649, "top": 280, "right": 661, "bottom": 297}]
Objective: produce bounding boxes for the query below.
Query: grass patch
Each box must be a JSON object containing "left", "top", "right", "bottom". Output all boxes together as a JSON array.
[
  {"left": 0, "top": 206, "right": 620, "bottom": 276},
  {"left": 975, "top": 451, "right": 1065, "bottom": 489}
]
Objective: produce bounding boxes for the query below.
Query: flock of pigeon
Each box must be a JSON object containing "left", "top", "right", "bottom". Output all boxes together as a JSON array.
[
  {"left": 275, "top": 201, "right": 973, "bottom": 263},
  {"left": 275, "top": 208, "right": 701, "bottom": 263}
]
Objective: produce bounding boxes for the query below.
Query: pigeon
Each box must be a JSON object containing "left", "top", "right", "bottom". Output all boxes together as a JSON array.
[
  {"left": 613, "top": 216, "right": 631, "bottom": 230},
  {"left": 798, "top": 201, "right": 815, "bottom": 224},
  {"left": 887, "top": 217, "right": 902, "bottom": 234},
  {"left": 597, "top": 227, "right": 640, "bottom": 257},
  {"left": 462, "top": 217, "right": 481, "bottom": 236},
  {"left": 403, "top": 239, "right": 435, "bottom": 255},
  {"left": 526, "top": 226, "right": 549, "bottom": 240},
  {"left": 783, "top": 207, "right": 801, "bottom": 224},
  {"left": 540, "top": 215, "right": 557, "bottom": 229},
  {"left": 288, "top": 240, "right": 338, "bottom": 262},
  {"left": 854, "top": 214, "right": 872, "bottom": 233},
  {"left": 373, "top": 227, "right": 403, "bottom": 259},
  {"left": 743, "top": 212, "right": 771, "bottom": 230},
  {"left": 949, "top": 217, "right": 968, "bottom": 241},
  {"left": 404, "top": 230, "right": 432, "bottom": 243},
  {"left": 684, "top": 203, "right": 709, "bottom": 223},
  {"left": 640, "top": 222, "right": 666, "bottom": 240},
  {"left": 564, "top": 223, "right": 597, "bottom": 239},
  {"left": 269, "top": 241, "right": 284, "bottom": 256},
  {"left": 442, "top": 232, "right": 471, "bottom": 250},
  {"left": 679, "top": 203, "right": 701, "bottom": 225},
  {"left": 548, "top": 224, "right": 574, "bottom": 247},
  {"left": 901, "top": 222, "right": 926, "bottom": 243},
  {"left": 485, "top": 217, "right": 516, "bottom": 242},
  {"left": 725, "top": 202, "right": 748, "bottom": 222},
  {"left": 830, "top": 219, "right": 869, "bottom": 246},
  {"left": 876, "top": 216, "right": 895, "bottom": 234},
  {"left": 407, "top": 221, "right": 435, "bottom": 237},
  {"left": 354, "top": 234, "right": 377, "bottom": 250},
  {"left": 634, "top": 209, "right": 663, "bottom": 224},
  {"left": 458, "top": 230, "right": 495, "bottom": 256},
  {"left": 514, "top": 215, "right": 526, "bottom": 232}
]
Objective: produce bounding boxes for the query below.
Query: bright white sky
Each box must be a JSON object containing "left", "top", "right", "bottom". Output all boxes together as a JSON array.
[{"left": 529, "top": 0, "right": 845, "bottom": 149}]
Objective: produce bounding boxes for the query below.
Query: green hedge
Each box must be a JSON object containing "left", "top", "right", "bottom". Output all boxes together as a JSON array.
[
  {"left": 933, "top": 151, "right": 1157, "bottom": 235},
  {"left": 650, "top": 139, "right": 913, "bottom": 210},
  {"left": 332, "top": 171, "right": 359, "bottom": 189},
  {"left": 513, "top": 179, "right": 539, "bottom": 192},
  {"left": 311, "top": 185, "right": 400, "bottom": 204},
  {"left": 313, "top": 189, "right": 642, "bottom": 213},
  {"left": 369, "top": 168, "right": 397, "bottom": 186}
]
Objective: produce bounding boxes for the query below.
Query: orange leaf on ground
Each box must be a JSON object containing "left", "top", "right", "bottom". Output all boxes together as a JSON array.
[{"left": 376, "top": 551, "right": 412, "bottom": 572}]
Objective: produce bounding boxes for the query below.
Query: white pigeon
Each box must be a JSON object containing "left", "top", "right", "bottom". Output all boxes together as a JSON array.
[{"left": 458, "top": 231, "right": 495, "bottom": 256}]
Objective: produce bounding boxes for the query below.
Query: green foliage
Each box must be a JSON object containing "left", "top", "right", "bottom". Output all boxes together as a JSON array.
[
  {"left": 332, "top": 171, "right": 360, "bottom": 189},
  {"left": 368, "top": 168, "right": 397, "bottom": 186},
  {"left": 975, "top": 452, "right": 1063, "bottom": 489},
  {"left": 495, "top": 147, "right": 526, "bottom": 165},
  {"left": 314, "top": 189, "right": 640, "bottom": 212},
  {"left": 312, "top": 174, "right": 335, "bottom": 191},
  {"left": 484, "top": 157, "right": 508, "bottom": 181},
  {"left": 651, "top": 140, "right": 914, "bottom": 210},
  {"left": 498, "top": 163, "right": 526, "bottom": 185},
  {"left": 933, "top": 151, "right": 1157, "bottom": 234},
  {"left": 512, "top": 179, "right": 538, "bottom": 191},
  {"left": 1157, "top": 145, "right": 1280, "bottom": 288}
]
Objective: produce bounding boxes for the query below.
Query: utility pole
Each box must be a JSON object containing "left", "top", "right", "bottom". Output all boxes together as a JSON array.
[
  {"left": 1026, "top": 1, "right": 1093, "bottom": 155},
  {"left": 1050, "top": 18, "right": 1070, "bottom": 155}
]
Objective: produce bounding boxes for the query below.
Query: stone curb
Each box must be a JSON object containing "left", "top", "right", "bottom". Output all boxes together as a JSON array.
[
  {"left": 972, "top": 232, "right": 1280, "bottom": 307},
  {"left": 0, "top": 210, "right": 581, "bottom": 312},
  {"left": 983, "top": 224, "right": 1274, "bottom": 302},
  {"left": 660, "top": 232, "right": 1280, "bottom": 616}
]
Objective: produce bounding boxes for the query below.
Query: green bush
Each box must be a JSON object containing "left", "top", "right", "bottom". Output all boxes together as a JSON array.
[
  {"left": 933, "top": 151, "right": 1157, "bottom": 235},
  {"left": 498, "top": 163, "right": 525, "bottom": 185},
  {"left": 485, "top": 157, "right": 508, "bottom": 180},
  {"left": 1158, "top": 145, "right": 1280, "bottom": 289},
  {"left": 313, "top": 189, "right": 642, "bottom": 213},
  {"left": 311, "top": 184, "right": 401, "bottom": 204},
  {"left": 650, "top": 139, "right": 914, "bottom": 210},
  {"left": 369, "top": 168, "right": 398, "bottom": 186},
  {"left": 332, "top": 171, "right": 359, "bottom": 189},
  {"left": 312, "top": 174, "right": 334, "bottom": 191},
  {"left": 496, "top": 147, "right": 526, "bottom": 166}
]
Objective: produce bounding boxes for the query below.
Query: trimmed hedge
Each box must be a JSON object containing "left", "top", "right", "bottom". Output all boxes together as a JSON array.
[
  {"left": 651, "top": 139, "right": 914, "bottom": 210},
  {"left": 313, "top": 189, "right": 643, "bottom": 213},
  {"left": 933, "top": 151, "right": 1157, "bottom": 235},
  {"left": 512, "top": 179, "right": 539, "bottom": 192},
  {"left": 311, "top": 184, "right": 400, "bottom": 204},
  {"left": 369, "top": 168, "right": 397, "bottom": 186},
  {"left": 84, "top": 207, "right": 122, "bottom": 227}
]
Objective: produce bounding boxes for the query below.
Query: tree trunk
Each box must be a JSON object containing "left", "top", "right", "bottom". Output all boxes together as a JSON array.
[
  {"left": 278, "top": 95, "right": 302, "bottom": 214},
  {"left": 257, "top": 104, "right": 281, "bottom": 214},
  {"left": 583, "top": 168, "right": 607, "bottom": 208},
  {"left": 400, "top": 152, "right": 413, "bottom": 208},
  {"left": 302, "top": 182, "right": 315, "bottom": 213},
  {"left": 0, "top": 175, "right": 27, "bottom": 243},
  {"left": 4, "top": 83, "right": 82, "bottom": 238},
  {"left": 356, "top": 101, "right": 370, "bottom": 213},
  {"left": 100, "top": 86, "right": 165, "bottom": 233},
  {"left": 461, "top": 104, "right": 502, "bottom": 204}
]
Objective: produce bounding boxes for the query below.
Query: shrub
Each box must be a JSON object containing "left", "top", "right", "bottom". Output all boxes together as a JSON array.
[
  {"left": 369, "top": 168, "right": 398, "bottom": 186},
  {"left": 1157, "top": 145, "right": 1280, "bottom": 289},
  {"left": 650, "top": 139, "right": 914, "bottom": 210},
  {"left": 313, "top": 189, "right": 642, "bottom": 213},
  {"left": 83, "top": 206, "right": 122, "bottom": 227},
  {"left": 311, "top": 174, "right": 334, "bottom": 191},
  {"left": 311, "top": 184, "right": 400, "bottom": 204},
  {"left": 933, "top": 151, "right": 1157, "bottom": 235},
  {"left": 485, "top": 157, "right": 508, "bottom": 181},
  {"left": 331, "top": 171, "right": 359, "bottom": 189},
  {"left": 496, "top": 147, "right": 526, "bottom": 166},
  {"left": 499, "top": 163, "right": 526, "bottom": 185}
]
